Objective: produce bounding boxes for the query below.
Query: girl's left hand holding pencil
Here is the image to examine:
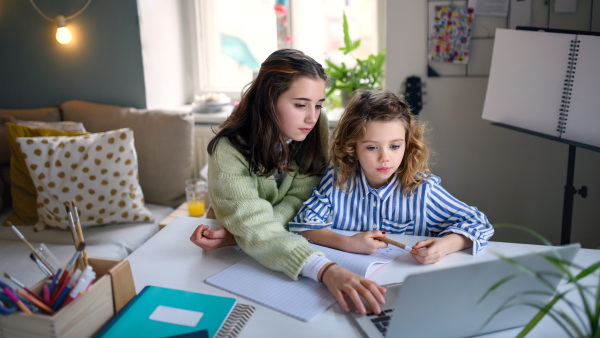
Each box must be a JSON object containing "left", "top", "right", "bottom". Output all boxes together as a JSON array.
[{"left": 190, "top": 225, "right": 237, "bottom": 251}]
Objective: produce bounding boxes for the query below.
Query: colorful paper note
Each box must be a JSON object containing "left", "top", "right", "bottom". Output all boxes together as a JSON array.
[{"left": 430, "top": 6, "right": 474, "bottom": 64}]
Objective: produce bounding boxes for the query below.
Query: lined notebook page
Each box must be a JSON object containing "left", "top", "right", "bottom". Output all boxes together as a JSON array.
[
  {"left": 206, "top": 257, "right": 336, "bottom": 322},
  {"left": 205, "top": 234, "right": 408, "bottom": 322}
]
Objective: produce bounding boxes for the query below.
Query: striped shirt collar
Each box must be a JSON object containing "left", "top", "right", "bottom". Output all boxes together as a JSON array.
[{"left": 357, "top": 167, "right": 400, "bottom": 202}]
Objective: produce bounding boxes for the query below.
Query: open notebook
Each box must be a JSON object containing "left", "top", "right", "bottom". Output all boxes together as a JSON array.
[{"left": 205, "top": 230, "right": 409, "bottom": 322}]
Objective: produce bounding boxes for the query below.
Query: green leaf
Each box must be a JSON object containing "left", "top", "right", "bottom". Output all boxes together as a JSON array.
[
  {"left": 555, "top": 308, "right": 586, "bottom": 338},
  {"left": 478, "top": 274, "right": 518, "bottom": 304},
  {"left": 342, "top": 12, "right": 352, "bottom": 53},
  {"left": 492, "top": 252, "right": 559, "bottom": 291},
  {"left": 493, "top": 224, "right": 554, "bottom": 248},
  {"left": 575, "top": 261, "right": 600, "bottom": 281},
  {"left": 542, "top": 255, "right": 575, "bottom": 282},
  {"left": 516, "top": 292, "right": 567, "bottom": 338}
]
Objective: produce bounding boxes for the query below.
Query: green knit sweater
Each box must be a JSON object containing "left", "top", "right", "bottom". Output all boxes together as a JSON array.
[{"left": 208, "top": 114, "right": 329, "bottom": 280}]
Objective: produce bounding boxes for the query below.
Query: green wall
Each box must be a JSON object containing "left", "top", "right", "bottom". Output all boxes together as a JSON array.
[{"left": 0, "top": 0, "right": 146, "bottom": 109}]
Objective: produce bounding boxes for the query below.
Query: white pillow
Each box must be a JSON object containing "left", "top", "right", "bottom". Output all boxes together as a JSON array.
[{"left": 17, "top": 128, "right": 154, "bottom": 231}]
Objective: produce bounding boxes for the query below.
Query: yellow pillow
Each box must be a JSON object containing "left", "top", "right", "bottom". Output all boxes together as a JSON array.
[{"left": 4, "top": 123, "right": 88, "bottom": 225}]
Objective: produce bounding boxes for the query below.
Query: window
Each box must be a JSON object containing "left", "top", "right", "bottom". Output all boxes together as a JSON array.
[{"left": 190, "top": 0, "right": 382, "bottom": 100}]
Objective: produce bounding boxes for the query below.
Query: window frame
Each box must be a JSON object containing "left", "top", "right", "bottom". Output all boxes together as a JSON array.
[{"left": 188, "top": 0, "right": 387, "bottom": 101}]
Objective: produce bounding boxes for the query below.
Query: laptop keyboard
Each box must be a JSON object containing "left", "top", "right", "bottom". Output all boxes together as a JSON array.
[{"left": 367, "top": 308, "right": 395, "bottom": 336}]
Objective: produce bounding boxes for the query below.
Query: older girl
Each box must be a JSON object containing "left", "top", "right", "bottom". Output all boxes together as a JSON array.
[{"left": 190, "top": 50, "right": 387, "bottom": 315}]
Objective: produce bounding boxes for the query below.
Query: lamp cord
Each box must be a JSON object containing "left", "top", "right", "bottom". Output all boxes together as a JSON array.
[{"left": 29, "top": 0, "right": 92, "bottom": 22}]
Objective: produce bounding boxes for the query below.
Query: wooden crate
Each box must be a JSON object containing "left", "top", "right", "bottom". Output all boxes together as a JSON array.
[{"left": 0, "top": 257, "right": 136, "bottom": 338}]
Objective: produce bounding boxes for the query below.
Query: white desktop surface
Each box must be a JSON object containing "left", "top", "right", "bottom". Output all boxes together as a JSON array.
[{"left": 126, "top": 217, "right": 599, "bottom": 338}]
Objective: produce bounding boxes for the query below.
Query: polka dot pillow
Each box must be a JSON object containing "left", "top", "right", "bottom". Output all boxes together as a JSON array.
[{"left": 17, "top": 128, "right": 154, "bottom": 231}]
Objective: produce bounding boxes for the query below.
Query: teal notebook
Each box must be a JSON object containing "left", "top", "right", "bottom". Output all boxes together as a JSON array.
[{"left": 96, "top": 286, "right": 237, "bottom": 338}]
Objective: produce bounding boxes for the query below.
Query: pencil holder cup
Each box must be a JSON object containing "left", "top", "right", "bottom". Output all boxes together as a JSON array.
[{"left": 185, "top": 179, "right": 208, "bottom": 217}]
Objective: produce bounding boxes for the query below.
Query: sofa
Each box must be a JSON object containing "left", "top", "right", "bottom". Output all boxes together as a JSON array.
[{"left": 0, "top": 100, "right": 195, "bottom": 287}]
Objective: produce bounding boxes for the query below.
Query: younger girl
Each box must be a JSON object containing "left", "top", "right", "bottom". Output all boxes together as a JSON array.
[
  {"left": 290, "top": 90, "right": 494, "bottom": 263},
  {"left": 189, "top": 50, "right": 388, "bottom": 316}
]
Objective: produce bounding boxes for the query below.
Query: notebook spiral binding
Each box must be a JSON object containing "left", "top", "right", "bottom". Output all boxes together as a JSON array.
[
  {"left": 558, "top": 39, "right": 580, "bottom": 133},
  {"left": 215, "top": 304, "right": 256, "bottom": 338}
]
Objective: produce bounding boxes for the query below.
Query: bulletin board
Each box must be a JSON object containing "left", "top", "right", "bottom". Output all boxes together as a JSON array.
[{"left": 427, "top": 0, "right": 508, "bottom": 78}]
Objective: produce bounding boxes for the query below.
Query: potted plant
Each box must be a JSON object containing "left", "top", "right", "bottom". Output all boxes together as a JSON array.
[
  {"left": 324, "top": 12, "right": 386, "bottom": 107},
  {"left": 480, "top": 225, "right": 600, "bottom": 338}
]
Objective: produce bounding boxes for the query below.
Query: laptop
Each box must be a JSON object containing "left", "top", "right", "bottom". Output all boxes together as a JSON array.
[{"left": 348, "top": 244, "right": 580, "bottom": 338}]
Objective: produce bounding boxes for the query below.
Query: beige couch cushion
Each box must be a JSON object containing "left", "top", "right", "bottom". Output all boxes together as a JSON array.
[
  {"left": 60, "top": 100, "right": 194, "bottom": 207},
  {"left": 0, "top": 108, "right": 62, "bottom": 165}
]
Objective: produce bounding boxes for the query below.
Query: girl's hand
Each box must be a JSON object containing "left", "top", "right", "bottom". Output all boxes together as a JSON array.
[
  {"left": 190, "top": 225, "right": 237, "bottom": 251},
  {"left": 410, "top": 234, "right": 470, "bottom": 264},
  {"left": 321, "top": 264, "right": 387, "bottom": 315},
  {"left": 346, "top": 231, "right": 388, "bottom": 254}
]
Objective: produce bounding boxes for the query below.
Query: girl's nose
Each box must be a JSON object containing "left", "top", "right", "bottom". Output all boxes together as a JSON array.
[
  {"left": 380, "top": 150, "right": 390, "bottom": 162},
  {"left": 305, "top": 107, "right": 319, "bottom": 123}
]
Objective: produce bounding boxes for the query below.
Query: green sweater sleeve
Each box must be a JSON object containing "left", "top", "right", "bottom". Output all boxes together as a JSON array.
[{"left": 207, "top": 114, "right": 329, "bottom": 280}]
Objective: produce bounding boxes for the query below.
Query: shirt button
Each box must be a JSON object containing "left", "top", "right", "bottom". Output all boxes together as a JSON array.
[
  {"left": 372, "top": 202, "right": 376, "bottom": 206},
  {"left": 373, "top": 224, "right": 378, "bottom": 230}
]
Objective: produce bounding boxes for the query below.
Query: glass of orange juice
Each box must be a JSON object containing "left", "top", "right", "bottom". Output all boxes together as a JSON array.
[{"left": 185, "top": 179, "right": 208, "bottom": 217}]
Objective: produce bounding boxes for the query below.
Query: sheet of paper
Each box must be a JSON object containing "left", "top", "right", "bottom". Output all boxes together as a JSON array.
[
  {"left": 468, "top": 0, "right": 510, "bottom": 16},
  {"left": 149, "top": 305, "right": 204, "bottom": 327},
  {"left": 206, "top": 257, "right": 336, "bottom": 322},
  {"left": 555, "top": 0, "right": 577, "bottom": 12},
  {"left": 509, "top": 0, "right": 531, "bottom": 29}
]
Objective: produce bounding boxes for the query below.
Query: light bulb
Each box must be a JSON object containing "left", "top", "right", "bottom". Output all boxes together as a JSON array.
[
  {"left": 56, "top": 27, "right": 72, "bottom": 44},
  {"left": 55, "top": 15, "right": 72, "bottom": 44}
]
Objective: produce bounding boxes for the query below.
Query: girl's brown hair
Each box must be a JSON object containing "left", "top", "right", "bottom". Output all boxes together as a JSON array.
[
  {"left": 331, "top": 90, "right": 430, "bottom": 197},
  {"left": 207, "top": 49, "right": 328, "bottom": 177}
]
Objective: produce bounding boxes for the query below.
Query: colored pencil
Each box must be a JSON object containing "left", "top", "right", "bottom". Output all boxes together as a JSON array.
[
  {"left": 4, "top": 273, "right": 44, "bottom": 304},
  {"left": 3, "top": 287, "right": 31, "bottom": 314},
  {"left": 17, "top": 289, "right": 55, "bottom": 314}
]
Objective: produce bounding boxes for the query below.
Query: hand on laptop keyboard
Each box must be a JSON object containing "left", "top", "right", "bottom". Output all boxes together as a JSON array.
[{"left": 322, "top": 264, "right": 387, "bottom": 315}]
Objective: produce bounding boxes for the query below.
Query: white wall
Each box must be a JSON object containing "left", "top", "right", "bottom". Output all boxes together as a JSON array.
[
  {"left": 386, "top": 0, "right": 600, "bottom": 248},
  {"left": 138, "top": 0, "right": 193, "bottom": 109}
]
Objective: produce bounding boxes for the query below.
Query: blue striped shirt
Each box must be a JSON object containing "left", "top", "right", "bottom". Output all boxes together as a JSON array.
[{"left": 289, "top": 166, "right": 494, "bottom": 255}]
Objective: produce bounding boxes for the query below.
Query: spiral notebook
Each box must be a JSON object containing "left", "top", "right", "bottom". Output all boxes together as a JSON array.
[
  {"left": 482, "top": 28, "right": 600, "bottom": 148},
  {"left": 97, "top": 286, "right": 254, "bottom": 338}
]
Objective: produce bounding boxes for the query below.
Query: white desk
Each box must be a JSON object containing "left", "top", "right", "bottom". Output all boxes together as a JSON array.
[{"left": 126, "top": 217, "right": 600, "bottom": 338}]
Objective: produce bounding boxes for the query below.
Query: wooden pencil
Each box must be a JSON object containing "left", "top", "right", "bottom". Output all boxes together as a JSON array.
[{"left": 374, "top": 236, "right": 409, "bottom": 250}]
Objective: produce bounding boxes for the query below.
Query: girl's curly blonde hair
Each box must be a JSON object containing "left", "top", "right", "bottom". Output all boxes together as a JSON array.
[{"left": 330, "top": 90, "right": 430, "bottom": 197}]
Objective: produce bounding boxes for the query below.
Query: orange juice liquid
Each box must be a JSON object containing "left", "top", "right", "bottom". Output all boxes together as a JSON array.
[{"left": 188, "top": 200, "right": 205, "bottom": 217}]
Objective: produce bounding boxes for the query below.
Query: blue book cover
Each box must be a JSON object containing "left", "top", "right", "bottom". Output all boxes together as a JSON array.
[{"left": 96, "top": 286, "right": 236, "bottom": 338}]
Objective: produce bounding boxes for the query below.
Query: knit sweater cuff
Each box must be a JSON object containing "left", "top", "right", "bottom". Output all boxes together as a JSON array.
[{"left": 279, "top": 244, "right": 324, "bottom": 280}]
